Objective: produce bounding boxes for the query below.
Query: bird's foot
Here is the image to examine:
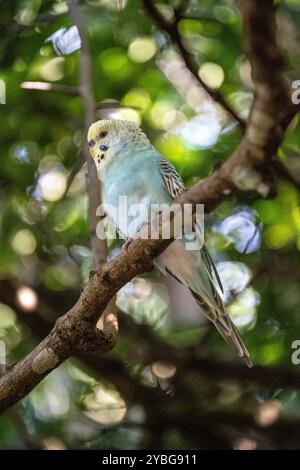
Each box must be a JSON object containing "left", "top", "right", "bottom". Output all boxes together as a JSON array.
[
  {"left": 89, "top": 270, "right": 95, "bottom": 277},
  {"left": 122, "top": 238, "right": 133, "bottom": 253}
]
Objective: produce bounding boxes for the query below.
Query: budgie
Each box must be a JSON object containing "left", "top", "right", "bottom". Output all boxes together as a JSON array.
[{"left": 88, "top": 119, "right": 252, "bottom": 367}]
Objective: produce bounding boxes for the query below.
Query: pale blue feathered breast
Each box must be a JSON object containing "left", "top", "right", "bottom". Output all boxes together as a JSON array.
[
  {"left": 103, "top": 146, "right": 172, "bottom": 238},
  {"left": 103, "top": 144, "right": 222, "bottom": 310}
]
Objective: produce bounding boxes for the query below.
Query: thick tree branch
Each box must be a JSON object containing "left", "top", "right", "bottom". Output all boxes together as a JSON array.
[
  {"left": 239, "top": 0, "right": 290, "bottom": 143},
  {"left": 0, "top": 0, "right": 299, "bottom": 415}
]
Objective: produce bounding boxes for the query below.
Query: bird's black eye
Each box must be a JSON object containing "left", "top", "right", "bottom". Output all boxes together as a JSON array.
[{"left": 100, "top": 131, "right": 108, "bottom": 138}]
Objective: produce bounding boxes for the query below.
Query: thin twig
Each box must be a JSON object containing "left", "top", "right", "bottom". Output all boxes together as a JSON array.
[
  {"left": 68, "top": 0, "right": 107, "bottom": 269},
  {"left": 179, "top": 15, "right": 224, "bottom": 25},
  {"left": 21, "top": 81, "right": 79, "bottom": 95},
  {"left": 272, "top": 159, "right": 300, "bottom": 192},
  {"left": 8, "top": 408, "right": 43, "bottom": 450},
  {"left": 62, "top": 154, "right": 86, "bottom": 198}
]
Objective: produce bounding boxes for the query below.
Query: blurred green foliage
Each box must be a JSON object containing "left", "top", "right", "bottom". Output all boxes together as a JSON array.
[{"left": 0, "top": 0, "right": 300, "bottom": 450}]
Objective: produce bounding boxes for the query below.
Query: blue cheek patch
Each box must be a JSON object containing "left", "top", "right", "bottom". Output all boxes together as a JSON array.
[{"left": 100, "top": 145, "right": 109, "bottom": 151}]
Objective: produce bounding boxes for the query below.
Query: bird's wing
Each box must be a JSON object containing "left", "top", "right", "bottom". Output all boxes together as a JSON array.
[
  {"left": 156, "top": 153, "right": 185, "bottom": 198},
  {"left": 156, "top": 153, "right": 252, "bottom": 367},
  {"left": 156, "top": 153, "right": 223, "bottom": 294}
]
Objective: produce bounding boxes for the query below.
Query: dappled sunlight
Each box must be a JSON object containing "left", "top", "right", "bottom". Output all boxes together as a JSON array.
[
  {"left": 151, "top": 361, "right": 177, "bottom": 380},
  {"left": 216, "top": 261, "right": 259, "bottom": 330},
  {"left": 122, "top": 88, "right": 151, "bottom": 112},
  {"left": 30, "top": 380, "right": 70, "bottom": 421},
  {"left": 234, "top": 437, "right": 257, "bottom": 450},
  {"left": 99, "top": 48, "right": 133, "bottom": 80},
  {"left": 16, "top": 286, "right": 38, "bottom": 312},
  {"left": 255, "top": 400, "right": 283, "bottom": 428},
  {"left": 198, "top": 62, "right": 224, "bottom": 89},
  {"left": 37, "top": 170, "right": 67, "bottom": 202},
  {"left": 150, "top": 100, "right": 175, "bottom": 129},
  {"left": 14, "top": 0, "right": 40, "bottom": 26},
  {"left": 83, "top": 385, "right": 126, "bottom": 426},
  {"left": 156, "top": 51, "right": 224, "bottom": 147},
  {"left": 11, "top": 142, "right": 39, "bottom": 164},
  {"left": 110, "top": 108, "right": 141, "bottom": 126},
  {"left": 0, "top": 304, "right": 17, "bottom": 331},
  {"left": 11, "top": 229, "right": 37, "bottom": 256},
  {"left": 227, "top": 287, "right": 259, "bottom": 331},
  {"left": 163, "top": 110, "right": 187, "bottom": 133},
  {"left": 42, "top": 437, "right": 66, "bottom": 450},
  {"left": 180, "top": 106, "right": 222, "bottom": 148},
  {"left": 42, "top": 263, "right": 80, "bottom": 291},
  {"left": 216, "top": 261, "right": 252, "bottom": 302},
  {"left": 214, "top": 207, "right": 261, "bottom": 253},
  {"left": 128, "top": 37, "right": 157, "bottom": 63},
  {"left": 97, "top": 0, "right": 128, "bottom": 11},
  {"left": 116, "top": 278, "right": 169, "bottom": 326},
  {"left": 39, "top": 57, "right": 65, "bottom": 82}
]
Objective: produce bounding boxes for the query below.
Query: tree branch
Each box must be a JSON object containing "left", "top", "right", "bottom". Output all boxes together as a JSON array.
[
  {"left": 21, "top": 81, "right": 79, "bottom": 95},
  {"left": 271, "top": 158, "right": 300, "bottom": 192},
  {"left": 4, "top": 279, "right": 300, "bottom": 398},
  {"left": 68, "top": 0, "right": 107, "bottom": 269},
  {"left": 141, "top": 0, "right": 245, "bottom": 127}
]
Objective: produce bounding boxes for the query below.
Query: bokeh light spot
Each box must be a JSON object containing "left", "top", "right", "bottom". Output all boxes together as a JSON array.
[
  {"left": 265, "top": 224, "right": 294, "bottom": 249},
  {"left": 83, "top": 385, "right": 126, "bottom": 426},
  {"left": 110, "top": 108, "right": 141, "bottom": 125},
  {"left": 151, "top": 100, "right": 175, "bottom": 128},
  {"left": 39, "top": 170, "right": 67, "bottom": 202},
  {"left": 214, "top": 6, "right": 237, "bottom": 24},
  {"left": 16, "top": 286, "right": 38, "bottom": 312},
  {"left": 128, "top": 37, "right": 157, "bottom": 63},
  {"left": 117, "top": 278, "right": 169, "bottom": 326},
  {"left": 152, "top": 361, "right": 177, "bottom": 379},
  {"left": 198, "top": 62, "right": 224, "bottom": 89},
  {"left": 216, "top": 261, "right": 252, "bottom": 302},
  {"left": 40, "top": 57, "right": 65, "bottom": 81},
  {"left": 0, "top": 304, "right": 16, "bottom": 329},
  {"left": 99, "top": 48, "right": 133, "bottom": 79},
  {"left": 122, "top": 88, "right": 151, "bottom": 111},
  {"left": 255, "top": 400, "right": 282, "bottom": 427},
  {"left": 11, "top": 229, "right": 37, "bottom": 255},
  {"left": 228, "top": 287, "right": 259, "bottom": 331},
  {"left": 234, "top": 437, "right": 257, "bottom": 450}
]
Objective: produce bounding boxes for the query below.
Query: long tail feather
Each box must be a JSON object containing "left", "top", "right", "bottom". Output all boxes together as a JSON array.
[{"left": 190, "top": 289, "right": 253, "bottom": 368}]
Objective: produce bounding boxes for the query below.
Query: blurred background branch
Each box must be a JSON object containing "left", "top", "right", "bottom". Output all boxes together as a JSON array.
[
  {"left": 21, "top": 81, "right": 79, "bottom": 95},
  {"left": 142, "top": 0, "right": 245, "bottom": 127},
  {"left": 68, "top": 0, "right": 107, "bottom": 269}
]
